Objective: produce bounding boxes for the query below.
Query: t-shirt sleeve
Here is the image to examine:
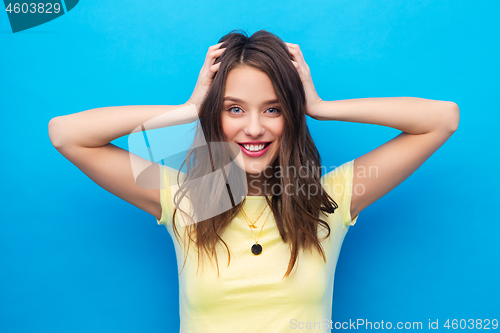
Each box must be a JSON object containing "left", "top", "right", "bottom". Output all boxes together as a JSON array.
[
  {"left": 156, "top": 164, "right": 177, "bottom": 227},
  {"left": 321, "top": 159, "right": 360, "bottom": 227}
]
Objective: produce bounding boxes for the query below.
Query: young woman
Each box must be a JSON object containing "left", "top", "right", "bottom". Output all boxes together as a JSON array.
[{"left": 48, "top": 29, "right": 459, "bottom": 332}]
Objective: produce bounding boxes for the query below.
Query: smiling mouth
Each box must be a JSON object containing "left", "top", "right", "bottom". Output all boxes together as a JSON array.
[{"left": 237, "top": 142, "right": 272, "bottom": 152}]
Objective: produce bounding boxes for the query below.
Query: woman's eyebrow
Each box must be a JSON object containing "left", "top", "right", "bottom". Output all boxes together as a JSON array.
[{"left": 223, "top": 96, "right": 279, "bottom": 105}]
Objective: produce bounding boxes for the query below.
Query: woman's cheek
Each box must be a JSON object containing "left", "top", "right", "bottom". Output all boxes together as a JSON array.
[{"left": 221, "top": 116, "right": 233, "bottom": 139}]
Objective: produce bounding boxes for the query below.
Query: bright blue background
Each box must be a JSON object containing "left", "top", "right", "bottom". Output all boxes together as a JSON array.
[{"left": 1, "top": 1, "right": 499, "bottom": 332}]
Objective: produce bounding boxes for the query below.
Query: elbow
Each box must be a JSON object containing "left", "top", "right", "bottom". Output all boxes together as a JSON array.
[
  {"left": 444, "top": 102, "right": 460, "bottom": 134},
  {"left": 48, "top": 116, "right": 67, "bottom": 149}
]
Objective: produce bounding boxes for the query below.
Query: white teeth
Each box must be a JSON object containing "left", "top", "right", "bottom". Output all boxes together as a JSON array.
[{"left": 242, "top": 144, "right": 266, "bottom": 152}]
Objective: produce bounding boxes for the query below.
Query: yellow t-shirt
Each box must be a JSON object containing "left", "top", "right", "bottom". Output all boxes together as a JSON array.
[{"left": 156, "top": 160, "right": 359, "bottom": 333}]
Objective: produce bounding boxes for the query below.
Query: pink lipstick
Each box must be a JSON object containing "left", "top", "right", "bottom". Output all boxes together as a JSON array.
[{"left": 237, "top": 141, "right": 272, "bottom": 158}]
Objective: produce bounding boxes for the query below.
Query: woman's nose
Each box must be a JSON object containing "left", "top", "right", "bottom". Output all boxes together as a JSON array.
[{"left": 244, "top": 114, "right": 265, "bottom": 137}]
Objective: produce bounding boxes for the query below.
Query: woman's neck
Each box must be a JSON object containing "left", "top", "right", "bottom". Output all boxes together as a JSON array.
[{"left": 246, "top": 172, "right": 274, "bottom": 196}]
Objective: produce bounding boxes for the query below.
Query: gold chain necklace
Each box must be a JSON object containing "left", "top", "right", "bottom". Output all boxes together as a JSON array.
[
  {"left": 240, "top": 205, "right": 271, "bottom": 255},
  {"left": 241, "top": 204, "right": 268, "bottom": 229}
]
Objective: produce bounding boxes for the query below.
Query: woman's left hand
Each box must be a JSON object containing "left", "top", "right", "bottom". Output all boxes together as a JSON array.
[{"left": 285, "top": 42, "right": 323, "bottom": 118}]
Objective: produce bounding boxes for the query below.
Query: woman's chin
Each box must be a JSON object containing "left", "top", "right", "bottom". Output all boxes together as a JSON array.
[
  {"left": 230, "top": 150, "right": 277, "bottom": 176},
  {"left": 245, "top": 169, "right": 264, "bottom": 176},
  {"left": 242, "top": 161, "right": 272, "bottom": 176}
]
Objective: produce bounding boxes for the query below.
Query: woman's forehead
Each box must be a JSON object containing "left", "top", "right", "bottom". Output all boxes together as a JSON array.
[{"left": 224, "top": 67, "right": 278, "bottom": 101}]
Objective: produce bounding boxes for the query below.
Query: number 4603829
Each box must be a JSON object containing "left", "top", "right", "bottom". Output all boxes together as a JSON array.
[{"left": 5, "top": 2, "right": 61, "bottom": 14}]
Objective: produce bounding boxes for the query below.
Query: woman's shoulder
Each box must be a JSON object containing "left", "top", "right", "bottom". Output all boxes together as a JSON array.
[
  {"left": 157, "top": 164, "right": 188, "bottom": 227},
  {"left": 320, "top": 159, "right": 359, "bottom": 227}
]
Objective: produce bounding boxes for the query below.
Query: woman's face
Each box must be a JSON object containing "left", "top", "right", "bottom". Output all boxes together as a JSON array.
[{"left": 221, "top": 65, "right": 285, "bottom": 175}]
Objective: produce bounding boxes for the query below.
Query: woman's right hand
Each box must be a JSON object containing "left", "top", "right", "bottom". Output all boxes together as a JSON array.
[{"left": 186, "top": 42, "right": 226, "bottom": 115}]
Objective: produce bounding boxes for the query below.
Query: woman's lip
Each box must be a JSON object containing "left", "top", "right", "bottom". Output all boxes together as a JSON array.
[
  {"left": 237, "top": 141, "right": 271, "bottom": 145},
  {"left": 238, "top": 142, "right": 272, "bottom": 157}
]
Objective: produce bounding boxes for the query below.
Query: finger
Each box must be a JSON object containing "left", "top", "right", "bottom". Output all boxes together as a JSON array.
[
  {"left": 200, "top": 63, "right": 221, "bottom": 87},
  {"left": 209, "top": 42, "right": 224, "bottom": 51},
  {"left": 207, "top": 62, "right": 221, "bottom": 79},
  {"left": 287, "top": 47, "right": 302, "bottom": 62},
  {"left": 199, "top": 62, "right": 220, "bottom": 87},
  {"left": 209, "top": 62, "right": 221, "bottom": 72},
  {"left": 289, "top": 49, "right": 305, "bottom": 68},
  {"left": 291, "top": 60, "right": 300, "bottom": 71},
  {"left": 208, "top": 48, "right": 226, "bottom": 68},
  {"left": 206, "top": 47, "right": 226, "bottom": 60},
  {"left": 287, "top": 48, "right": 299, "bottom": 62},
  {"left": 205, "top": 47, "right": 226, "bottom": 66},
  {"left": 288, "top": 47, "right": 308, "bottom": 70},
  {"left": 286, "top": 43, "right": 304, "bottom": 60},
  {"left": 205, "top": 42, "right": 225, "bottom": 58},
  {"left": 295, "top": 46, "right": 304, "bottom": 57},
  {"left": 211, "top": 47, "right": 226, "bottom": 56},
  {"left": 286, "top": 44, "right": 297, "bottom": 54},
  {"left": 202, "top": 62, "right": 220, "bottom": 76},
  {"left": 288, "top": 47, "right": 303, "bottom": 58},
  {"left": 288, "top": 48, "right": 299, "bottom": 59}
]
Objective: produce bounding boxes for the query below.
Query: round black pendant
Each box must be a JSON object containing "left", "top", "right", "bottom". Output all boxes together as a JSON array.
[{"left": 251, "top": 244, "right": 263, "bottom": 255}]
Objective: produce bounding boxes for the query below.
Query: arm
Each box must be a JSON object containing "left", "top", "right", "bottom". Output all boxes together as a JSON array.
[
  {"left": 49, "top": 103, "right": 197, "bottom": 148},
  {"left": 285, "top": 43, "right": 460, "bottom": 221},
  {"left": 309, "top": 97, "right": 458, "bottom": 134},
  {"left": 311, "top": 97, "right": 459, "bottom": 219},
  {"left": 48, "top": 103, "right": 197, "bottom": 221}
]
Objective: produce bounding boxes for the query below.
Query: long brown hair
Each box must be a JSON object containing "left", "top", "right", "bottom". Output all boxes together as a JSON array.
[{"left": 171, "top": 29, "right": 338, "bottom": 279}]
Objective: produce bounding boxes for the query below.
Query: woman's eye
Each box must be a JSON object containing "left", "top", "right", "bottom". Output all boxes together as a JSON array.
[
  {"left": 266, "top": 108, "right": 281, "bottom": 115},
  {"left": 228, "top": 107, "right": 243, "bottom": 114}
]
